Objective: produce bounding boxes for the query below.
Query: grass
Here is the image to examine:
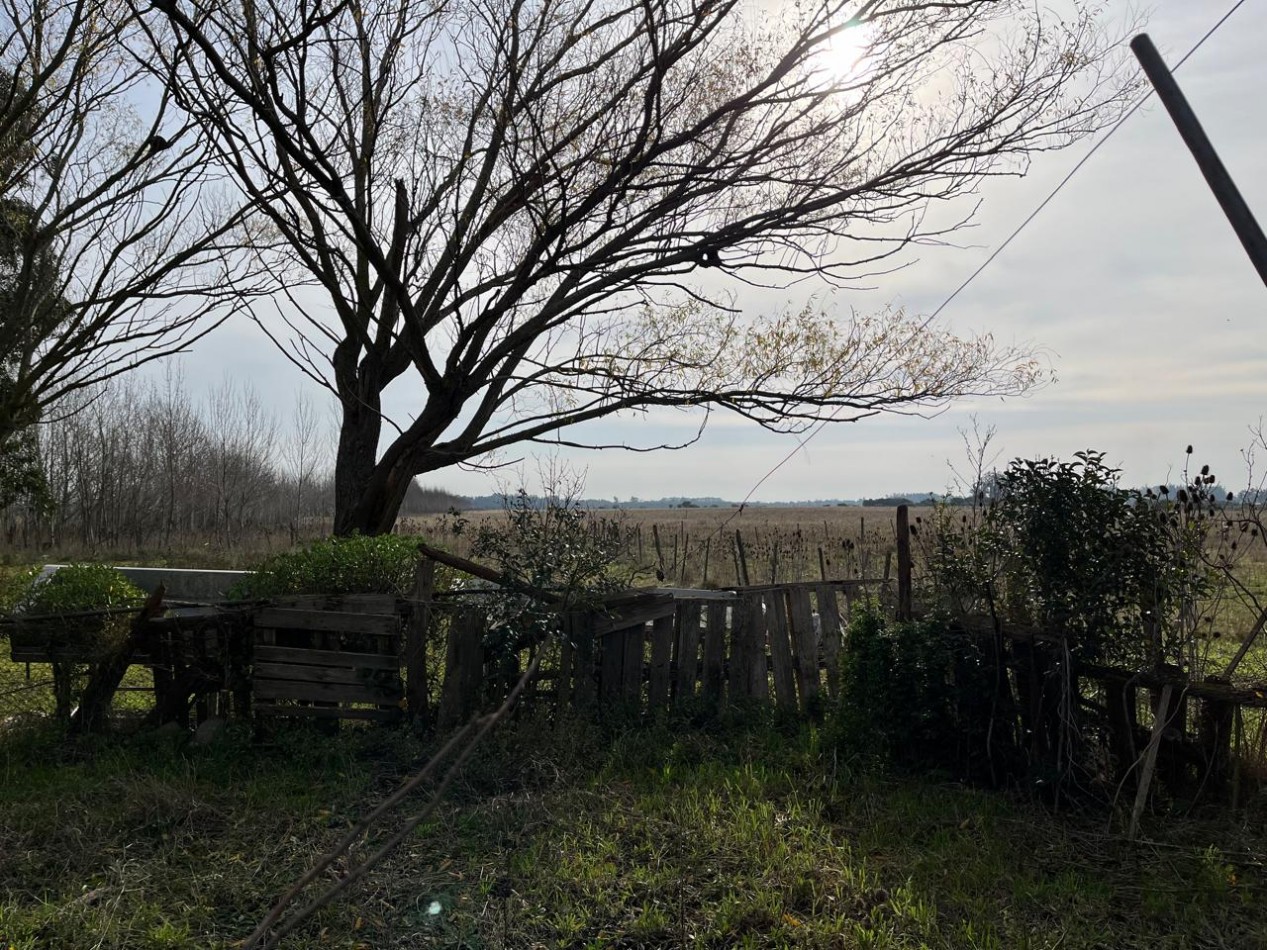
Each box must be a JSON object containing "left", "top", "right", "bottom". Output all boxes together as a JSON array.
[{"left": 3, "top": 713, "right": 1267, "bottom": 949}]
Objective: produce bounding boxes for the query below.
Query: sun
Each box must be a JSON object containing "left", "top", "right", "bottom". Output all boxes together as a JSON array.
[{"left": 815, "top": 20, "right": 876, "bottom": 86}]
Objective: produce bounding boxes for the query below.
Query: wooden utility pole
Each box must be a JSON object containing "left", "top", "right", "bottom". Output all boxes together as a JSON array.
[{"left": 1131, "top": 33, "right": 1267, "bottom": 288}]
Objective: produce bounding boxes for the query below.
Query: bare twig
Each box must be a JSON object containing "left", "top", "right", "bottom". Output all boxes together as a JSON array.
[{"left": 243, "top": 649, "right": 544, "bottom": 950}]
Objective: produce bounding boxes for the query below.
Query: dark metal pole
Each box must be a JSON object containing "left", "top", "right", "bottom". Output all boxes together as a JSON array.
[{"left": 1131, "top": 33, "right": 1267, "bottom": 289}]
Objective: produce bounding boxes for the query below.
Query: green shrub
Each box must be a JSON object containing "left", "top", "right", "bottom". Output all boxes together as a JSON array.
[
  {"left": 230, "top": 534, "right": 432, "bottom": 599},
  {"left": 0, "top": 565, "right": 41, "bottom": 614},
  {"left": 922, "top": 450, "right": 1213, "bottom": 671},
  {"left": 10, "top": 563, "right": 147, "bottom": 652},
  {"left": 16, "top": 563, "right": 146, "bottom": 616},
  {"left": 456, "top": 489, "right": 630, "bottom": 655},
  {"left": 831, "top": 604, "right": 996, "bottom": 777}
]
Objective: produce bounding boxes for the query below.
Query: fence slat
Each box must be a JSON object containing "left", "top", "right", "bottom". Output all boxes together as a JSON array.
[
  {"left": 569, "top": 613, "right": 596, "bottom": 711},
  {"left": 252, "top": 703, "right": 399, "bottom": 722},
  {"left": 622, "top": 623, "right": 645, "bottom": 704},
  {"left": 674, "top": 602, "right": 703, "bottom": 706},
  {"left": 787, "top": 588, "right": 819, "bottom": 710},
  {"left": 437, "top": 609, "right": 485, "bottom": 729},
  {"left": 764, "top": 592, "right": 797, "bottom": 711},
  {"left": 648, "top": 615, "right": 674, "bottom": 710},
  {"left": 405, "top": 559, "right": 435, "bottom": 721},
  {"left": 727, "top": 597, "right": 753, "bottom": 700},
  {"left": 253, "top": 678, "right": 401, "bottom": 705},
  {"left": 599, "top": 625, "right": 624, "bottom": 703},
  {"left": 255, "top": 608, "right": 399, "bottom": 636},
  {"left": 739, "top": 593, "right": 768, "bottom": 701},
  {"left": 702, "top": 602, "right": 727, "bottom": 701},
  {"left": 254, "top": 662, "right": 399, "bottom": 688},
  {"left": 254, "top": 644, "right": 397, "bottom": 670},
  {"left": 816, "top": 585, "right": 843, "bottom": 699}
]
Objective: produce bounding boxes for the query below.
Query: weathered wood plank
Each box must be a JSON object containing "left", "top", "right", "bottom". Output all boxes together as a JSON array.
[
  {"left": 599, "top": 622, "right": 625, "bottom": 703},
  {"left": 702, "top": 602, "right": 727, "bottom": 700},
  {"left": 405, "top": 559, "right": 435, "bottom": 720},
  {"left": 621, "top": 623, "right": 645, "bottom": 704},
  {"left": 254, "top": 608, "right": 399, "bottom": 637},
  {"left": 648, "top": 614, "right": 675, "bottom": 710},
  {"left": 253, "top": 661, "right": 401, "bottom": 689},
  {"left": 271, "top": 593, "right": 400, "bottom": 613},
  {"left": 816, "top": 585, "right": 843, "bottom": 699},
  {"left": 10, "top": 644, "right": 104, "bottom": 663},
  {"left": 437, "top": 609, "right": 485, "bottom": 729},
  {"left": 252, "top": 703, "right": 401, "bottom": 722},
  {"left": 746, "top": 594, "right": 769, "bottom": 700},
  {"left": 253, "top": 678, "right": 402, "bottom": 705},
  {"left": 568, "top": 613, "right": 597, "bottom": 710},
  {"left": 730, "top": 593, "right": 768, "bottom": 701},
  {"left": 764, "top": 591, "right": 797, "bottom": 711},
  {"left": 787, "top": 588, "right": 820, "bottom": 709},
  {"left": 253, "top": 644, "right": 399, "bottom": 670},
  {"left": 673, "top": 602, "right": 703, "bottom": 705},
  {"left": 727, "top": 597, "right": 753, "bottom": 700},
  {"left": 592, "top": 599, "right": 676, "bottom": 637}
]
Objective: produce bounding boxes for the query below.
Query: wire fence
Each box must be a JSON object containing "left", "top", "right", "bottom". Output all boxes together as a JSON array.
[{"left": 0, "top": 614, "right": 162, "bottom": 733}]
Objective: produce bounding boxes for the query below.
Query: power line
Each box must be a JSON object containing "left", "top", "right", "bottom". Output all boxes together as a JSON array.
[
  {"left": 924, "top": 0, "right": 1249, "bottom": 326},
  {"left": 717, "top": 0, "right": 1249, "bottom": 533}
]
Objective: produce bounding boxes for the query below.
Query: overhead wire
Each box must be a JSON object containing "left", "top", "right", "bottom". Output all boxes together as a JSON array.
[{"left": 710, "top": 0, "right": 1250, "bottom": 541}]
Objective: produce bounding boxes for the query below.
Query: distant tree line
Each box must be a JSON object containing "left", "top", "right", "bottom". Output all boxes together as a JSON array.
[{"left": 0, "top": 375, "right": 467, "bottom": 553}]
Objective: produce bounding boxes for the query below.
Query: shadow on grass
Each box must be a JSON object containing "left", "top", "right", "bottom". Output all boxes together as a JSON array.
[{"left": 2, "top": 709, "right": 1266, "bottom": 949}]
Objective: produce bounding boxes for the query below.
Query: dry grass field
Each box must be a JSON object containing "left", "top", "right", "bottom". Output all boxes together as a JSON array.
[
  {"left": 407, "top": 500, "right": 1267, "bottom": 653},
  {"left": 406, "top": 504, "right": 919, "bottom": 589}
]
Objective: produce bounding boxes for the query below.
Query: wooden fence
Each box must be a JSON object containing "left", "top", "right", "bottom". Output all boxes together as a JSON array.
[
  {"left": 426, "top": 579, "right": 882, "bottom": 729},
  {"left": 7, "top": 545, "right": 1267, "bottom": 812}
]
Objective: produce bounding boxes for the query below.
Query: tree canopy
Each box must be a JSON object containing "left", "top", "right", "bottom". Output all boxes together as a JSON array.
[
  {"left": 0, "top": 0, "right": 255, "bottom": 467},
  {"left": 148, "top": 0, "right": 1134, "bottom": 534}
]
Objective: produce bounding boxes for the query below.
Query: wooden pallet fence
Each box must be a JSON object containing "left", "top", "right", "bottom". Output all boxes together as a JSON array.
[
  {"left": 251, "top": 596, "right": 404, "bottom": 723},
  {"left": 7, "top": 603, "right": 251, "bottom": 725}
]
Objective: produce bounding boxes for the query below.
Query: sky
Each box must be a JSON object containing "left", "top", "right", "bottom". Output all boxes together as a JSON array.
[{"left": 155, "top": 1, "right": 1267, "bottom": 504}]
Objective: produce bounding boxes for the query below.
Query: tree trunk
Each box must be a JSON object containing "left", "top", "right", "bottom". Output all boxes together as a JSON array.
[{"left": 331, "top": 389, "right": 418, "bottom": 536}]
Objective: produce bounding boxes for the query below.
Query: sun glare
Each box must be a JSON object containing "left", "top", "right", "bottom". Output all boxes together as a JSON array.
[{"left": 816, "top": 20, "right": 875, "bottom": 85}]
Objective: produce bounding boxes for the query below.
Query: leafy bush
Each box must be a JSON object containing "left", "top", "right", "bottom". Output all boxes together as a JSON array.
[
  {"left": 16, "top": 564, "right": 145, "bottom": 616},
  {"left": 9, "top": 564, "right": 147, "bottom": 653},
  {"left": 0, "top": 565, "right": 41, "bottom": 614},
  {"left": 831, "top": 605, "right": 994, "bottom": 775},
  {"left": 448, "top": 489, "right": 630, "bottom": 654},
  {"left": 922, "top": 450, "right": 1213, "bottom": 670},
  {"left": 231, "top": 534, "right": 432, "bottom": 599}
]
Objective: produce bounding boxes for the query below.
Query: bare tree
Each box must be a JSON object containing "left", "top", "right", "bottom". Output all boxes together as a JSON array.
[
  {"left": 0, "top": 0, "right": 257, "bottom": 457},
  {"left": 147, "top": 0, "right": 1135, "bottom": 534},
  {"left": 280, "top": 391, "right": 326, "bottom": 541}
]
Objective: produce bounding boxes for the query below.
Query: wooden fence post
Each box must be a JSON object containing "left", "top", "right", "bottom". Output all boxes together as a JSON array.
[
  {"left": 405, "top": 558, "right": 436, "bottom": 723},
  {"left": 1198, "top": 679, "right": 1234, "bottom": 801},
  {"left": 734, "top": 529, "right": 751, "bottom": 587},
  {"left": 1130, "top": 683, "right": 1173, "bottom": 840},
  {"left": 895, "top": 505, "right": 912, "bottom": 621}
]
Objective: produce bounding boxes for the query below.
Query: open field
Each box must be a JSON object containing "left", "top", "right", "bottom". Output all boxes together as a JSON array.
[
  {"left": 411, "top": 503, "right": 1267, "bottom": 644},
  {"left": 3, "top": 715, "right": 1267, "bottom": 950},
  {"left": 407, "top": 505, "right": 922, "bottom": 589}
]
